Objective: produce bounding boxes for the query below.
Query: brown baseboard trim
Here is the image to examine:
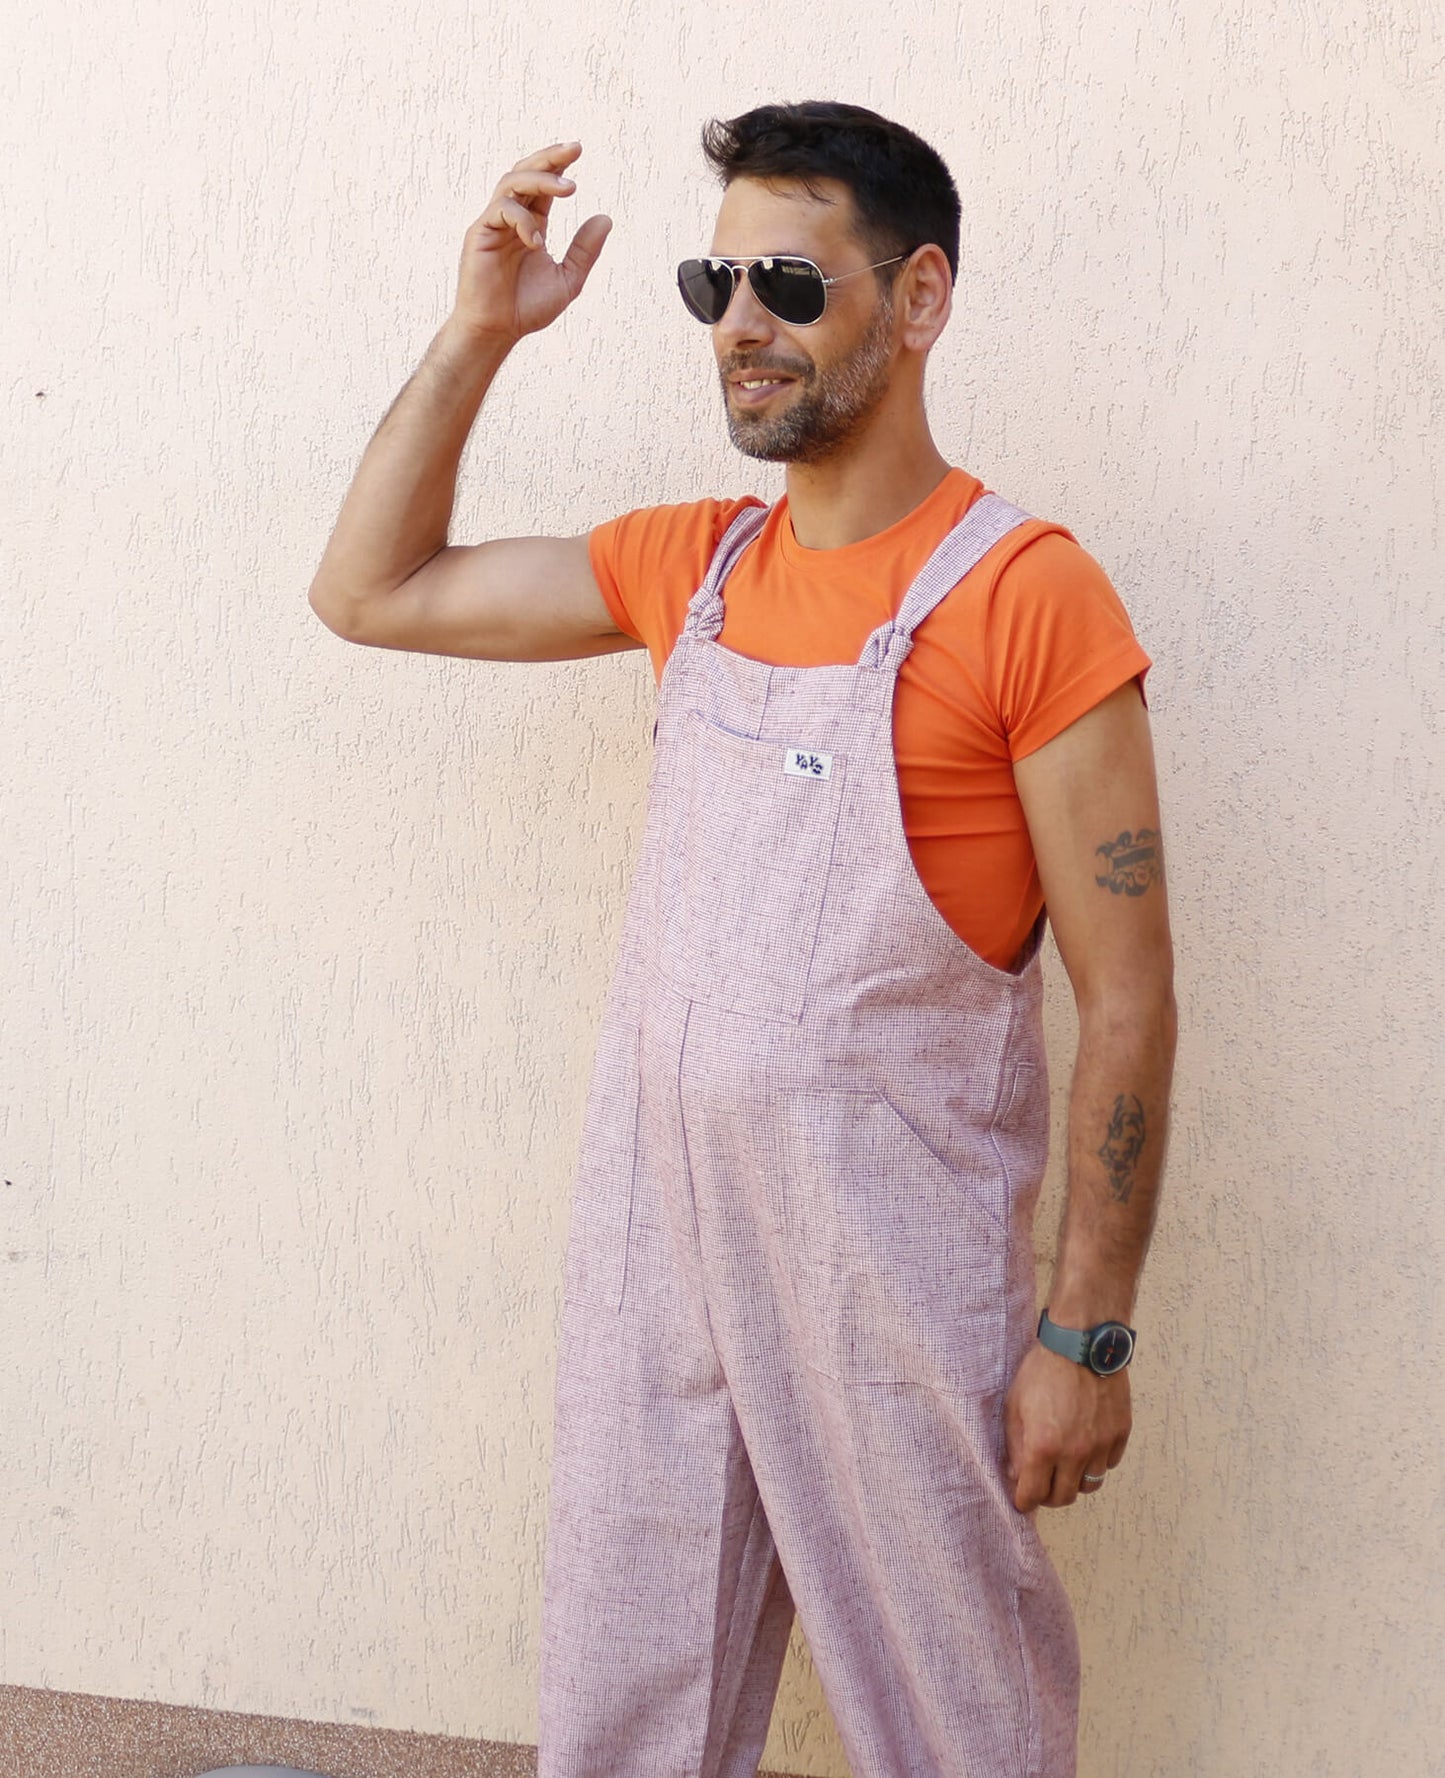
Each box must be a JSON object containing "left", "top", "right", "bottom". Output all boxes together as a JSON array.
[{"left": 0, "top": 1683, "right": 812, "bottom": 1778}]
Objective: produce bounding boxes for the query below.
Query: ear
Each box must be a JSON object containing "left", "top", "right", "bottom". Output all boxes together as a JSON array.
[{"left": 896, "top": 245, "right": 953, "bottom": 353}]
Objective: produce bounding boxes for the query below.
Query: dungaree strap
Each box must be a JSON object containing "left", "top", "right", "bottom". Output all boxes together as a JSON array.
[
  {"left": 856, "top": 493, "right": 1034, "bottom": 671},
  {"left": 682, "top": 504, "right": 772, "bottom": 640}
]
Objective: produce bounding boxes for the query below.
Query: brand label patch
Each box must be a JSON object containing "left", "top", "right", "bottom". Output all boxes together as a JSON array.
[{"left": 783, "top": 748, "right": 833, "bottom": 780}]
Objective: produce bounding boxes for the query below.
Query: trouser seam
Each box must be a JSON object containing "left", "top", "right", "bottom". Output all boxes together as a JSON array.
[{"left": 700, "top": 1478, "right": 773, "bottom": 1778}]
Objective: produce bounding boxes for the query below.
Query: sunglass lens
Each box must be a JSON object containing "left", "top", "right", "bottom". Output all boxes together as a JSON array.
[
  {"left": 749, "top": 258, "right": 827, "bottom": 325},
  {"left": 677, "top": 259, "right": 734, "bottom": 324}
]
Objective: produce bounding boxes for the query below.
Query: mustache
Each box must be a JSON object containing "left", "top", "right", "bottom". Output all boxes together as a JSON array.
[{"left": 718, "top": 351, "right": 814, "bottom": 383}]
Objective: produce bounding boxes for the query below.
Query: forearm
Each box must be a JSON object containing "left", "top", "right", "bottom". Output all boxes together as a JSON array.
[
  {"left": 309, "top": 320, "right": 512, "bottom": 618},
  {"left": 1047, "top": 987, "right": 1177, "bottom": 1325},
  {"left": 1005, "top": 687, "right": 1173, "bottom": 1508}
]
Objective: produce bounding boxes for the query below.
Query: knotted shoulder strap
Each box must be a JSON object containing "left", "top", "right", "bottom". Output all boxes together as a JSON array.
[
  {"left": 856, "top": 494, "right": 1034, "bottom": 671},
  {"left": 681, "top": 504, "right": 772, "bottom": 641}
]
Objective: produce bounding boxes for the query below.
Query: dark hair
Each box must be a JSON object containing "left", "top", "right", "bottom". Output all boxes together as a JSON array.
[{"left": 701, "top": 101, "right": 961, "bottom": 280}]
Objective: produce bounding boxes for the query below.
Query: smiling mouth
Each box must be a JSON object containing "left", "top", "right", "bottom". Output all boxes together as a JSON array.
[{"left": 730, "top": 375, "right": 796, "bottom": 402}]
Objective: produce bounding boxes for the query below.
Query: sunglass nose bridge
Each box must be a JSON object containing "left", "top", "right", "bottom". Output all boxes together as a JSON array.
[{"left": 715, "top": 263, "right": 766, "bottom": 328}]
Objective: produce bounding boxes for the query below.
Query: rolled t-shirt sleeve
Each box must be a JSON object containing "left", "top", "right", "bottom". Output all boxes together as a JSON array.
[
  {"left": 988, "top": 529, "right": 1153, "bottom": 762},
  {"left": 588, "top": 516, "right": 646, "bottom": 643}
]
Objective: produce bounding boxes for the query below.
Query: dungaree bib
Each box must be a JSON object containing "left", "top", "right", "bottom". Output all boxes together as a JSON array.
[{"left": 538, "top": 494, "right": 1080, "bottom": 1778}]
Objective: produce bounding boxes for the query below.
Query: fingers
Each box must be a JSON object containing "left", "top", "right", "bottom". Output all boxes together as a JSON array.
[
  {"left": 1004, "top": 1398, "right": 1054, "bottom": 1513},
  {"left": 474, "top": 144, "right": 587, "bottom": 252},
  {"left": 478, "top": 179, "right": 577, "bottom": 250},
  {"left": 560, "top": 213, "right": 613, "bottom": 294},
  {"left": 1012, "top": 1458, "right": 1053, "bottom": 1514},
  {"left": 514, "top": 139, "right": 585, "bottom": 175},
  {"left": 501, "top": 170, "right": 578, "bottom": 206},
  {"left": 1050, "top": 1449, "right": 1115, "bottom": 1507},
  {"left": 1013, "top": 1454, "right": 1116, "bottom": 1511},
  {"left": 495, "top": 197, "right": 545, "bottom": 250},
  {"left": 1006, "top": 1406, "right": 1117, "bottom": 1510}
]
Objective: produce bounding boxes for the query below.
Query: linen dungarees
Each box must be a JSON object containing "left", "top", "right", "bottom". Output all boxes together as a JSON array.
[{"left": 538, "top": 494, "right": 1081, "bottom": 1778}]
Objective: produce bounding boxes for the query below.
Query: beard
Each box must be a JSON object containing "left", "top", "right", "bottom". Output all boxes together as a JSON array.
[{"left": 719, "top": 297, "right": 895, "bottom": 465}]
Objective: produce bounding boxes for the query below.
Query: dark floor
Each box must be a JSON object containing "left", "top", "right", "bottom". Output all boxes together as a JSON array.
[
  {"left": 0, "top": 1682, "right": 812, "bottom": 1778},
  {"left": 0, "top": 1684, "right": 536, "bottom": 1778}
]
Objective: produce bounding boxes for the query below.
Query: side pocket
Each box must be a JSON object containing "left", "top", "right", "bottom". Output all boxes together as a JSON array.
[
  {"left": 781, "top": 1088, "right": 1008, "bottom": 1387},
  {"left": 870, "top": 1088, "right": 1012, "bottom": 1235},
  {"left": 994, "top": 1060, "right": 1038, "bottom": 1135},
  {"left": 988, "top": 1060, "right": 1047, "bottom": 1236},
  {"left": 563, "top": 1023, "right": 639, "bottom": 1312}
]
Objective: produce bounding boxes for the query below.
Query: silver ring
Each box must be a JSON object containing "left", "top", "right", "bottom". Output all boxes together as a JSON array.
[{"left": 1082, "top": 1472, "right": 1106, "bottom": 1485}]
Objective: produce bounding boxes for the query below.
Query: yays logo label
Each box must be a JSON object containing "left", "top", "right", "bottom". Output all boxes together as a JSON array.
[{"left": 782, "top": 748, "right": 833, "bottom": 780}]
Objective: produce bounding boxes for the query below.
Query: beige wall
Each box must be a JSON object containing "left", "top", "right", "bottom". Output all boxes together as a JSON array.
[{"left": 4, "top": 0, "right": 1442, "bottom": 1772}]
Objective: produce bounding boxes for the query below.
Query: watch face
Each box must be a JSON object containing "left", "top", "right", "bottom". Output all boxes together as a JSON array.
[{"left": 1088, "top": 1324, "right": 1134, "bottom": 1375}]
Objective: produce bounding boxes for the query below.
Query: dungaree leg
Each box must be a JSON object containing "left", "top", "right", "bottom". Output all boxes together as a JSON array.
[
  {"left": 538, "top": 994, "right": 796, "bottom": 1778},
  {"left": 681, "top": 1060, "right": 1081, "bottom": 1778}
]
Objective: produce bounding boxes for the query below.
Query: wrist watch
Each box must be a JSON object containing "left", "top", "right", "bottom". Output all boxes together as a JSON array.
[{"left": 1037, "top": 1308, "right": 1136, "bottom": 1376}]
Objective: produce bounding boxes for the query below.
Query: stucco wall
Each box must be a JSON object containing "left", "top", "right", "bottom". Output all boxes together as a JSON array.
[{"left": 3, "top": 0, "right": 1442, "bottom": 1773}]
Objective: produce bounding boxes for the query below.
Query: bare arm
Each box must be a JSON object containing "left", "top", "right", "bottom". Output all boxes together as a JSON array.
[
  {"left": 1003, "top": 680, "right": 1178, "bottom": 1511},
  {"left": 308, "top": 143, "right": 641, "bottom": 662}
]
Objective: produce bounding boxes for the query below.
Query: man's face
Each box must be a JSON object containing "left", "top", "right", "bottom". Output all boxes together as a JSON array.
[{"left": 707, "top": 177, "right": 898, "bottom": 464}]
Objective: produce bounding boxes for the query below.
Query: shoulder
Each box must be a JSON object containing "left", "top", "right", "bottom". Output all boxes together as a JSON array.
[
  {"left": 989, "top": 523, "right": 1128, "bottom": 615},
  {"left": 590, "top": 496, "right": 766, "bottom": 592},
  {"left": 980, "top": 517, "right": 1152, "bottom": 758}
]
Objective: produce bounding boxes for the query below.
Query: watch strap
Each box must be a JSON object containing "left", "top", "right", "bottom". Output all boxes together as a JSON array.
[{"left": 1037, "top": 1309, "right": 1093, "bottom": 1365}]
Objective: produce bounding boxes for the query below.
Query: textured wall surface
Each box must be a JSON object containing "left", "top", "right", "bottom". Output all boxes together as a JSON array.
[{"left": 3, "top": 0, "right": 1442, "bottom": 1773}]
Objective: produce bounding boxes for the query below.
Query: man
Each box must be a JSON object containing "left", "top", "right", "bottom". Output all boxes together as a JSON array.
[{"left": 310, "top": 103, "right": 1176, "bottom": 1778}]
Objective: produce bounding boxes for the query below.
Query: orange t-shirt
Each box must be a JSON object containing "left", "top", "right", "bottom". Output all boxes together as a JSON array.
[{"left": 588, "top": 468, "right": 1151, "bottom": 971}]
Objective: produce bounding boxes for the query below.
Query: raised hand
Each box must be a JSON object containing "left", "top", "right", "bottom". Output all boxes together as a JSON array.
[{"left": 452, "top": 141, "right": 612, "bottom": 347}]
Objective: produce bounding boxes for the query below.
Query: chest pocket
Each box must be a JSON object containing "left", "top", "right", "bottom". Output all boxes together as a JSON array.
[{"left": 654, "top": 710, "right": 848, "bottom": 1023}]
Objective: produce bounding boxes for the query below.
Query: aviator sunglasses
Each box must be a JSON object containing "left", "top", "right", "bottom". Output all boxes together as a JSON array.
[{"left": 676, "top": 253, "right": 909, "bottom": 327}]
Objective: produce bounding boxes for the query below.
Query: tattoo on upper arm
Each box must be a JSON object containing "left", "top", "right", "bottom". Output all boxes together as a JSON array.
[
  {"left": 1095, "top": 829, "right": 1162, "bottom": 896},
  {"left": 1098, "top": 1094, "right": 1146, "bottom": 1202}
]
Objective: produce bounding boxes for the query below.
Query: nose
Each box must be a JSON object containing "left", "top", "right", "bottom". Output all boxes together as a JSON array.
[{"left": 712, "top": 265, "right": 777, "bottom": 352}]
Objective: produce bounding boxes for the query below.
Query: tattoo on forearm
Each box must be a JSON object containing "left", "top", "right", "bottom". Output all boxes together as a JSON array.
[
  {"left": 1097, "top": 1094, "right": 1147, "bottom": 1201},
  {"left": 1095, "top": 829, "right": 1162, "bottom": 896}
]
